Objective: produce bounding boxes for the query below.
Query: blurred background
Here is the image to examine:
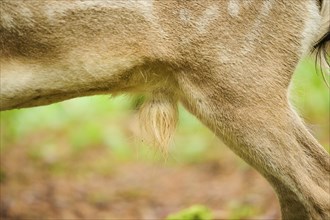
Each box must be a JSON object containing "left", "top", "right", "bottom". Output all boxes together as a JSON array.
[{"left": 0, "top": 59, "right": 329, "bottom": 219}]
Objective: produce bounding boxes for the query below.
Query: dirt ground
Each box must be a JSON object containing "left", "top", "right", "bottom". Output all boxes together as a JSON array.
[{"left": 0, "top": 139, "right": 280, "bottom": 220}]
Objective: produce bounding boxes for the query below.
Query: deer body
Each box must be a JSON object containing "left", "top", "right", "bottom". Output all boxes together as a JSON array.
[{"left": 1, "top": 1, "right": 329, "bottom": 219}]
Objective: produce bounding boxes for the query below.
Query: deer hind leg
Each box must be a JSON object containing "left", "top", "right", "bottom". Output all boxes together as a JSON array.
[{"left": 176, "top": 64, "right": 330, "bottom": 219}]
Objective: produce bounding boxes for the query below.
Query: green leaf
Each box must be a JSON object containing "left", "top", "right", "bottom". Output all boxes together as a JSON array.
[{"left": 166, "top": 205, "right": 213, "bottom": 220}]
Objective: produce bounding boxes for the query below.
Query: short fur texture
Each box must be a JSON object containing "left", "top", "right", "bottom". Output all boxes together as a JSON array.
[{"left": 1, "top": 1, "right": 329, "bottom": 219}]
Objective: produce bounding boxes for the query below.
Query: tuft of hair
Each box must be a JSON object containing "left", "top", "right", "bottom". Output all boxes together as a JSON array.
[
  {"left": 139, "top": 92, "right": 178, "bottom": 157},
  {"left": 312, "top": 0, "right": 330, "bottom": 83}
]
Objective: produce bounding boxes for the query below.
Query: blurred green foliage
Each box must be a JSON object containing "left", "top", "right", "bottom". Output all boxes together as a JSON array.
[
  {"left": 166, "top": 205, "right": 213, "bottom": 220},
  {"left": 228, "top": 201, "right": 258, "bottom": 219},
  {"left": 0, "top": 95, "right": 221, "bottom": 164}
]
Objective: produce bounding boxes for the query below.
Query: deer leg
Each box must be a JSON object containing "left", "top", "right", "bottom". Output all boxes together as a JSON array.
[{"left": 176, "top": 68, "right": 330, "bottom": 220}]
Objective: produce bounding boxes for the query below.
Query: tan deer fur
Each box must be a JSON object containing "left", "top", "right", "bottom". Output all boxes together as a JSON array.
[{"left": 0, "top": 0, "right": 329, "bottom": 219}]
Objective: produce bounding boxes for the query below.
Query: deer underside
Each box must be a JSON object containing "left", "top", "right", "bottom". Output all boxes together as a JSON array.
[{"left": 0, "top": 0, "right": 329, "bottom": 219}]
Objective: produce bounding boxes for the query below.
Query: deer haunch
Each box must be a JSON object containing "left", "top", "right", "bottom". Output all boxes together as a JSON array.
[{"left": 0, "top": 0, "right": 329, "bottom": 219}]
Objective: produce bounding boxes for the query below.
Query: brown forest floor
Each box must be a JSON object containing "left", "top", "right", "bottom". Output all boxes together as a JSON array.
[{"left": 0, "top": 140, "right": 280, "bottom": 220}]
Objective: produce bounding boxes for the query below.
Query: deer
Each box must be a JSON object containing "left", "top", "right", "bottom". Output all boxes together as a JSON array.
[{"left": 0, "top": 0, "right": 329, "bottom": 219}]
